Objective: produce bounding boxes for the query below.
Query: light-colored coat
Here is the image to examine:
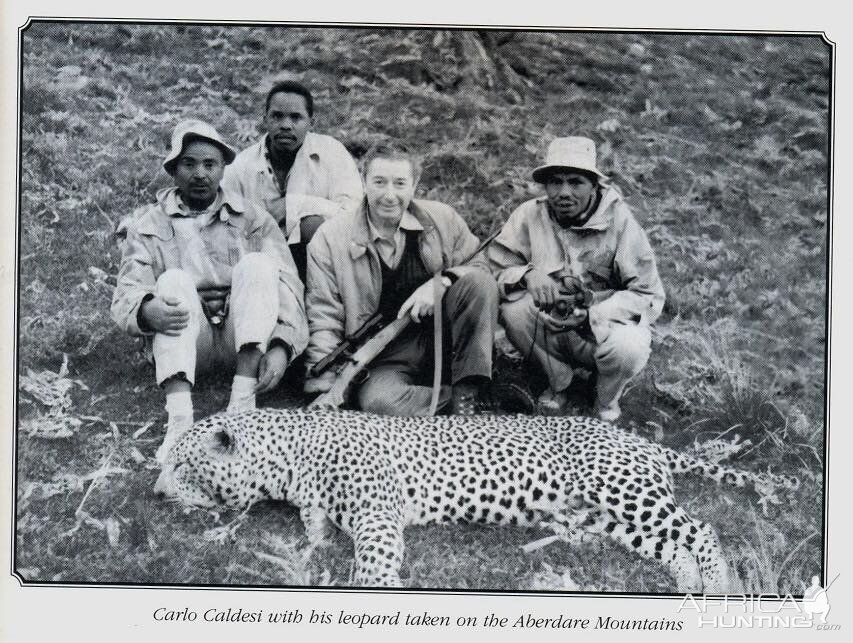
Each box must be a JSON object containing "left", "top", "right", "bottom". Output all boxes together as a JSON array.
[
  {"left": 111, "top": 187, "right": 308, "bottom": 355},
  {"left": 221, "top": 132, "right": 363, "bottom": 244},
  {"left": 486, "top": 185, "right": 665, "bottom": 335},
  {"left": 304, "top": 199, "right": 486, "bottom": 383}
]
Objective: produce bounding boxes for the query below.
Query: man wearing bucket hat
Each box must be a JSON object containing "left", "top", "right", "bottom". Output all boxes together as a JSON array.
[
  {"left": 486, "top": 136, "right": 665, "bottom": 421},
  {"left": 112, "top": 119, "right": 308, "bottom": 464}
]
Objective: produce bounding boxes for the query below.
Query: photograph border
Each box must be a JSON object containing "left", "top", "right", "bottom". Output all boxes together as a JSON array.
[{"left": 9, "top": 15, "right": 836, "bottom": 600}]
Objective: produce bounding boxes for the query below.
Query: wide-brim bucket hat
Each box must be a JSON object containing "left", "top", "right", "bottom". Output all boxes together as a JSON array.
[
  {"left": 163, "top": 119, "right": 237, "bottom": 174},
  {"left": 531, "top": 136, "right": 608, "bottom": 183}
]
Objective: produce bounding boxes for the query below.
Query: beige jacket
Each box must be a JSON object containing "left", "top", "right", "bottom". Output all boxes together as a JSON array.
[
  {"left": 304, "top": 199, "right": 486, "bottom": 383},
  {"left": 111, "top": 187, "right": 308, "bottom": 355},
  {"left": 487, "top": 186, "right": 665, "bottom": 335},
  {"left": 221, "top": 132, "right": 363, "bottom": 244}
]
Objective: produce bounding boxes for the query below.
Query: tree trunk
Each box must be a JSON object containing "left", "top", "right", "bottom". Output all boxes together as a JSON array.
[{"left": 454, "top": 31, "right": 529, "bottom": 101}]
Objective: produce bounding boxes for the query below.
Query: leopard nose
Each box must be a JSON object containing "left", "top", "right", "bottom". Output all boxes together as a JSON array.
[{"left": 153, "top": 468, "right": 174, "bottom": 497}]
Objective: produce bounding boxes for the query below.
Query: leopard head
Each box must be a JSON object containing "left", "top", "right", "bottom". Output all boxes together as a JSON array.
[{"left": 154, "top": 414, "right": 269, "bottom": 510}]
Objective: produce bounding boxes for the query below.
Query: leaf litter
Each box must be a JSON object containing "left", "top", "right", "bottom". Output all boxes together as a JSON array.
[{"left": 19, "top": 354, "right": 87, "bottom": 439}]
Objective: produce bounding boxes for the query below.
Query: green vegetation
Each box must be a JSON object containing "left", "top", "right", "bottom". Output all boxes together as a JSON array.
[{"left": 16, "top": 23, "right": 828, "bottom": 592}]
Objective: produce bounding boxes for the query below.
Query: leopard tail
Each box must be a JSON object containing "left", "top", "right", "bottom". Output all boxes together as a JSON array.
[{"left": 659, "top": 446, "right": 800, "bottom": 492}]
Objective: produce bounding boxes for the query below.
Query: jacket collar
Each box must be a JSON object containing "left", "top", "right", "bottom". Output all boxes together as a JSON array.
[
  {"left": 155, "top": 187, "right": 246, "bottom": 226},
  {"left": 536, "top": 185, "right": 622, "bottom": 232},
  {"left": 349, "top": 199, "right": 436, "bottom": 260},
  {"left": 366, "top": 209, "right": 423, "bottom": 242},
  {"left": 257, "top": 132, "right": 321, "bottom": 172}
]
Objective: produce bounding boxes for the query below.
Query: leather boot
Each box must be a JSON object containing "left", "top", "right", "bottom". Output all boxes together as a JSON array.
[{"left": 451, "top": 381, "right": 481, "bottom": 415}]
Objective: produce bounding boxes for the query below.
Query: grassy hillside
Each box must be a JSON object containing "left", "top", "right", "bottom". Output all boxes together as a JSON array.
[{"left": 16, "top": 22, "right": 829, "bottom": 593}]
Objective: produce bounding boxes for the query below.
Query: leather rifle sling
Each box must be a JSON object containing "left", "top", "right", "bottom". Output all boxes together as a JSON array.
[
  {"left": 427, "top": 271, "right": 443, "bottom": 417},
  {"left": 426, "top": 228, "right": 502, "bottom": 416}
]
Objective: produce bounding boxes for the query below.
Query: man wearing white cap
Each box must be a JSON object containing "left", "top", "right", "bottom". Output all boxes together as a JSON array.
[
  {"left": 487, "top": 136, "right": 665, "bottom": 421},
  {"left": 112, "top": 119, "right": 308, "bottom": 464}
]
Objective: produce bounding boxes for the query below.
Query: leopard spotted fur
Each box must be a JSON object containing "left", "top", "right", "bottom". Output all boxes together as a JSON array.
[{"left": 154, "top": 408, "right": 798, "bottom": 592}]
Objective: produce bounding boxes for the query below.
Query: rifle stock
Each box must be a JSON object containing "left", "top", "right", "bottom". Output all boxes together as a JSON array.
[{"left": 308, "top": 316, "right": 411, "bottom": 409}]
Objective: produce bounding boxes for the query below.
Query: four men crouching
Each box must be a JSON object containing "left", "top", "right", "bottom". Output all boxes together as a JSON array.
[{"left": 113, "top": 117, "right": 663, "bottom": 461}]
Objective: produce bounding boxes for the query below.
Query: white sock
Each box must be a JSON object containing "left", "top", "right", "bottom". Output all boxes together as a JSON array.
[
  {"left": 158, "top": 391, "right": 193, "bottom": 464},
  {"left": 227, "top": 375, "right": 257, "bottom": 414},
  {"left": 165, "top": 390, "right": 193, "bottom": 422}
]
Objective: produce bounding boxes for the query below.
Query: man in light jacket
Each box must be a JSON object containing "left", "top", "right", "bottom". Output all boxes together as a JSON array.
[
  {"left": 305, "top": 140, "right": 498, "bottom": 416},
  {"left": 487, "top": 137, "right": 665, "bottom": 421},
  {"left": 222, "top": 80, "right": 363, "bottom": 281},
  {"left": 112, "top": 119, "right": 307, "bottom": 464}
]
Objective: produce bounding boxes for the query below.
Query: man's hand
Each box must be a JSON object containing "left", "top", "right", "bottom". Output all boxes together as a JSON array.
[
  {"left": 398, "top": 276, "right": 450, "bottom": 323},
  {"left": 538, "top": 307, "right": 588, "bottom": 333},
  {"left": 139, "top": 296, "right": 190, "bottom": 336},
  {"left": 304, "top": 369, "right": 335, "bottom": 395},
  {"left": 255, "top": 345, "right": 289, "bottom": 394},
  {"left": 523, "top": 269, "right": 562, "bottom": 308}
]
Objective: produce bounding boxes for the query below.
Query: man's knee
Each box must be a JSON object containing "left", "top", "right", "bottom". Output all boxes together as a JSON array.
[
  {"left": 499, "top": 294, "right": 532, "bottom": 324},
  {"left": 357, "top": 370, "right": 421, "bottom": 416},
  {"left": 156, "top": 268, "right": 196, "bottom": 299},
  {"left": 358, "top": 382, "right": 405, "bottom": 415},
  {"left": 499, "top": 294, "right": 537, "bottom": 334},
  {"left": 597, "top": 325, "right": 651, "bottom": 373},
  {"left": 450, "top": 270, "right": 499, "bottom": 305}
]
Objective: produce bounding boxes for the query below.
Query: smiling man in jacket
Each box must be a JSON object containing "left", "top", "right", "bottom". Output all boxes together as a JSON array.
[{"left": 304, "top": 140, "right": 498, "bottom": 416}]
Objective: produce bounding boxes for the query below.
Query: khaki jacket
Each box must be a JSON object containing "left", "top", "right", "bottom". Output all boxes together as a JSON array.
[
  {"left": 304, "top": 199, "right": 486, "bottom": 383},
  {"left": 486, "top": 186, "right": 665, "bottom": 336},
  {"left": 111, "top": 187, "right": 308, "bottom": 355}
]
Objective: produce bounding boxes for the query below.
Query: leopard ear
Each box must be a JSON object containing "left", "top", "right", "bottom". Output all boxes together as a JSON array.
[{"left": 210, "top": 425, "right": 235, "bottom": 455}]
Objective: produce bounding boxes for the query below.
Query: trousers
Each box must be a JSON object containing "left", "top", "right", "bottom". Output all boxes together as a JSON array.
[
  {"left": 500, "top": 293, "right": 651, "bottom": 409},
  {"left": 357, "top": 271, "right": 498, "bottom": 416},
  {"left": 151, "top": 252, "right": 280, "bottom": 386}
]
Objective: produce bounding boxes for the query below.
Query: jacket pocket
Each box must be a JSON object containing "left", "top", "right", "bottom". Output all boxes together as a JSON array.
[{"left": 200, "top": 223, "right": 243, "bottom": 266}]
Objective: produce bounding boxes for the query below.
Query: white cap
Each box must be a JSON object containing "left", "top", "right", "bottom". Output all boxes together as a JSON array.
[
  {"left": 532, "top": 136, "right": 607, "bottom": 183},
  {"left": 163, "top": 119, "right": 237, "bottom": 174}
]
